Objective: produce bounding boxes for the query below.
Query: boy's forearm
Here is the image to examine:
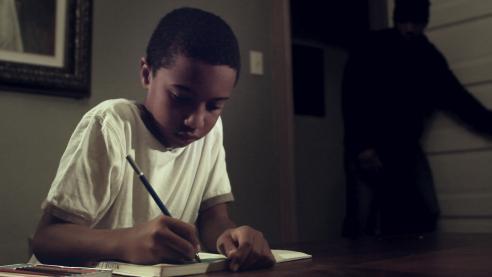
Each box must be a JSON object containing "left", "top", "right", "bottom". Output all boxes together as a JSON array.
[{"left": 33, "top": 222, "right": 128, "bottom": 266}]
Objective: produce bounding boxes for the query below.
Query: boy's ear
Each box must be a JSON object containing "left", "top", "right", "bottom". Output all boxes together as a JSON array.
[{"left": 140, "top": 57, "right": 151, "bottom": 89}]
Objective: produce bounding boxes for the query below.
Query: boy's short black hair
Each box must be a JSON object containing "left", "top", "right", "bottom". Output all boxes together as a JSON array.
[{"left": 146, "top": 7, "right": 241, "bottom": 80}]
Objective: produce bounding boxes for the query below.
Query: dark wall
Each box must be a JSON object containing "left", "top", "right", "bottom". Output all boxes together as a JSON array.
[{"left": 290, "top": 0, "right": 370, "bottom": 47}]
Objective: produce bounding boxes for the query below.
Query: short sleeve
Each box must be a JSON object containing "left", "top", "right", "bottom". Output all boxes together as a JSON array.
[
  {"left": 200, "top": 118, "right": 234, "bottom": 211},
  {"left": 42, "top": 115, "right": 125, "bottom": 226}
]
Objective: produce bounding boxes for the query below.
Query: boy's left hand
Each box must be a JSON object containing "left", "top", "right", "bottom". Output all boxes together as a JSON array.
[{"left": 216, "top": 225, "right": 275, "bottom": 272}]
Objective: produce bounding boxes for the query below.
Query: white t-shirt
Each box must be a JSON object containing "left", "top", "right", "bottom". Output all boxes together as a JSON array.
[{"left": 42, "top": 98, "right": 234, "bottom": 229}]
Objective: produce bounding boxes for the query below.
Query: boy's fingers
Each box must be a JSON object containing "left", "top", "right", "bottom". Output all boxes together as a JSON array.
[
  {"left": 166, "top": 217, "right": 200, "bottom": 251},
  {"left": 156, "top": 217, "right": 199, "bottom": 259},
  {"left": 155, "top": 227, "right": 196, "bottom": 260},
  {"left": 218, "top": 227, "right": 274, "bottom": 271},
  {"left": 230, "top": 227, "right": 275, "bottom": 271},
  {"left": 250, "top": 256, "right": 275, "bottom": 271},
  {"left": 237, "top": 247, "right": 274, "bottom": 271},
  {"left": 265, "top": 246, "right": 275, "bottom": 264},
  {"left": 255, "top": 243, "right": 275, "bottom": 268},
  {"left": 228, "top": 240, "right": 254, "bottom": 271},
  {"left": 218, "top": 235, "right": 238, "bottom": 256}
]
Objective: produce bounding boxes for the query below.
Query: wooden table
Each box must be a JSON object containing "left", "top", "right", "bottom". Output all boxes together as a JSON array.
[{"left": 205, "top": 233, "right": 492, "bottom": 276}]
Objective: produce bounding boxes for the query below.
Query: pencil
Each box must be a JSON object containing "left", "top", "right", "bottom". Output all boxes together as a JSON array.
[{"left": 126, "top": 154, "right": 201, "bottom": 263}]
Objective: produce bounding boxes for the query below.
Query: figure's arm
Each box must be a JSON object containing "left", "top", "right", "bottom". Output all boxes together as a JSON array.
[
  {"left": 197, "top": 203, "right": 275, "bottom": 272},
  {"left": 445, "top": 75, "right": 492, "bottom": 136},
  {"left": 434, "top": 54, "right": 492, "bottom": 136},
  {"left": 32, "top": 211, "right": 200, "bottom": 266}
]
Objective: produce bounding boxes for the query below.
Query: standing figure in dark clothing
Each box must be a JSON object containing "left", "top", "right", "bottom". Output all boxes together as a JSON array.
[{"left": 342, "top": 0, "right": 492, "bottom": 237}]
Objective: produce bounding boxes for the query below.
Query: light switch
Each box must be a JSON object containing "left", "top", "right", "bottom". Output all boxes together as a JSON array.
[{"left": 249, "top": 50, "right": 263, "bottom": 75}]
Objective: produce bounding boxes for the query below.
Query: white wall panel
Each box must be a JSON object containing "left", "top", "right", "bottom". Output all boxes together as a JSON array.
[
  {"left": 427, "top": 18, "right": 492, "bottom": 65},
  {"left": 440, "top": 218, "right": 492, "bottom": 233},
  {"left": 439, "top": 194, "right": 492, "bottom": 216},
  {"left": 429, "top": 150, "right": 492, "bottom": 195},
  {"left": 451, "top": 55, "right": 492, "bottom": 86},
  {"left": 430, "top": 150, "right": 492, "bottom": 233},
  {"left": 429, "top": 0, "right": 492, "bottom": 29}
]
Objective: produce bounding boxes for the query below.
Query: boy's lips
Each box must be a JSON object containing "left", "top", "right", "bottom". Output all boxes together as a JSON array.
[{"left": 175, "top": 132, "right": 199, "bottom": 142}]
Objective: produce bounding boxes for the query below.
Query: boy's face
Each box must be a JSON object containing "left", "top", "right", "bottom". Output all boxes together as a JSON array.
[{"left": 141, "top": 55, "right": 236, "bottom": 148}]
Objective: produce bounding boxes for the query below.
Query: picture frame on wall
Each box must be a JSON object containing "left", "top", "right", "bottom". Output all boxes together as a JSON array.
[{"left": 0, "top": 0, "right": 92, "bottom": 98}]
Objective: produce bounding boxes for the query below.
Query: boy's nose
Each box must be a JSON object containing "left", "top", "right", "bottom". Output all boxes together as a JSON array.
[{"left": 184, "top": 106, "right": 206, "bottom": 130}]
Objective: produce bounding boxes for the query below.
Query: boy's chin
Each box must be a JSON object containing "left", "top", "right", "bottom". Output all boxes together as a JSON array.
[{"left": 166, "top": 136, "right": 197, "bottom": 149}]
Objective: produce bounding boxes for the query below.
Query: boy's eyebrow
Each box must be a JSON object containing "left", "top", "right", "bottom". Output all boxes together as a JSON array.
[
  {"left": 211, "top": 97, "right": 230, "bottom": 101},
  {"left": 173, "top": 84, "right": 192, "bottom": 92},
  {"left": 172, "top": 84, "right": 230, "bottom": 101}
]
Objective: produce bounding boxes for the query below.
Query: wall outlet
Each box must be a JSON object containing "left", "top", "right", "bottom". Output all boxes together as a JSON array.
[{"left": 249, "top": 50, "right": 264, "bottom": 75}]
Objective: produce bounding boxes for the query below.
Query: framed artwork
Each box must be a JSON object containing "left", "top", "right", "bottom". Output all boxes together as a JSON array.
[{"left": 0, "top": 0, "right": 92, "bottom": 98}]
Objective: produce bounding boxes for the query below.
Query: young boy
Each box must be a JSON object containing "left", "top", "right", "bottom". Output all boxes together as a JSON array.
[{"left": 32, "top": 7, "right": 275, "bottom": 272}]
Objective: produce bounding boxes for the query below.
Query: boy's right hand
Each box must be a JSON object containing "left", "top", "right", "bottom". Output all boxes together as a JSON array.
[{"left": 120, "top": 215, "right": 200, "bottom": 264}]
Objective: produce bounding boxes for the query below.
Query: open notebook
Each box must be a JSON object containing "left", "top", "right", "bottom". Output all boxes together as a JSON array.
[{"left": 96, "top": 249, "right": 311, "bottom": 277}]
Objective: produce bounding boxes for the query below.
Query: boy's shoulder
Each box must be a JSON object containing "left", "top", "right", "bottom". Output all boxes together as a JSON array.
[
  {"left": 85, "top": 98, "right": 138, "bottom": 122},
  {"left": 78, "top": 99, "right": 142, "bottom": 137}
]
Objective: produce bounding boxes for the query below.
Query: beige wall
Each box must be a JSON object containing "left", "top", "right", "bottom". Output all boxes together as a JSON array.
[
  {"left": 293, "top": 41, "right": 348, "bottom": 241},
  {"left": 0, "top": 0, "right": 285, "bottom": 264}
]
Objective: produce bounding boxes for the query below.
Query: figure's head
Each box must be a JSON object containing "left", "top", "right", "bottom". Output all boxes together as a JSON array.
[
  {"left": 140, "top": 7, "right": 240, "bottom": 148},
  {"left": 393, "top": 0, "right": 430, "bottom": 40}
]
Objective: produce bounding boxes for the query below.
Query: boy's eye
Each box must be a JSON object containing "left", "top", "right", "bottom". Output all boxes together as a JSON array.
[
  {"left": 206, "top": 102, "right": 224, "bottom": 111},
  {"left": 169, "top": 91, "right": 192, "bottom": 103}
]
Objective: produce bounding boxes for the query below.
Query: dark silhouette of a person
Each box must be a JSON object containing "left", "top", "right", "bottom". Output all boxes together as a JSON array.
[{"left": 342, "top": 0, "right": 492, "bottom": 237}]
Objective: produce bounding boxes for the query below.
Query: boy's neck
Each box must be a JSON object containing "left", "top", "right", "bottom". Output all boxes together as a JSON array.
[{"left": 137, "top": 103, "right": 175, "bottom": 151}]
